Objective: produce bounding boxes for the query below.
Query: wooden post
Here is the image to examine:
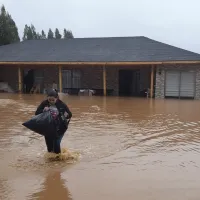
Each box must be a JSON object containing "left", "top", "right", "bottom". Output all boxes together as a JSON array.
[
  {"left": 103, "top": 65, "right": 107, "bottom": 96},
  {"left": 18, "top": 66, "right": 22, "bottom": 93},
  {"left": 59, "top": 66, "right": 62, "bottom": 93},
  {"left": 150, "top": 65, "right": 154, "bottom": 98}
]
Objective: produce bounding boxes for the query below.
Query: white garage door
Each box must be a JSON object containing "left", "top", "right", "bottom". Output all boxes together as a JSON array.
[
  {"left": 165, "top": 71, "right": 180, "bottom": 97},
  {"left": 180, "top": 71, "right": 195, "bottom": 98},
  {"left": 165, "top": 70, "right": 195, "bottom": 98}
]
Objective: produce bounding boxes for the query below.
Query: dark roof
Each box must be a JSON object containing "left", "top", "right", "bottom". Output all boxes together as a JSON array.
[{"left": 0, "top": 36, "right": 200, "bottom": 62}]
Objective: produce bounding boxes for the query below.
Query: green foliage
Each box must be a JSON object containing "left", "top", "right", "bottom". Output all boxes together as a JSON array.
[
  {"left": 23, "top": 24, "right": 41, "bottom": 40},
  {"left": 63, "top": 29, "right": 74, "bottom": 39},
  {"left": 0, "top": 5, "right": 20, "bottom": 45},
  {"left": 41, "top": 30, "right": 46, "bottom": 39},
  {"left": 47, "top": 28, "right": 54, "bottom": 39},
  {"left": 0, "top": 4, "right": 75, "bottom": 44},
  {"left": 55, "top": 28, "right": 62, "bottom": 39}
]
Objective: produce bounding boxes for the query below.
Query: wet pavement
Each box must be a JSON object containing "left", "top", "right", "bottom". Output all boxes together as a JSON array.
[{"left": 0, "top": 93, "right": 200, "bottom": 200}]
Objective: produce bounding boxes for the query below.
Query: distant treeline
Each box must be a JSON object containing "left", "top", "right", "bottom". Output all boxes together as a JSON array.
[
  {"left": 23, "top": 25, "right": 73, "bottom": 40},
  {"left": 0, "top": 5, "right": 74, "bottom": 46}
]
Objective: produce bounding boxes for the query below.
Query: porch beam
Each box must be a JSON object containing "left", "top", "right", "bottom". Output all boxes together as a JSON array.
[
  {"left": 58, "top": 66, "right": 62, "bottom": 93},
  {"left": 18, "top": 66, "right": 22, "bottom": 93},
  {"left": 103, "top": 65, "right": 107, "bottom": 96},
  {"left": 1, "top": 60, "right": 200, "bottom": 66},
  {"left": 150, "top": 65, "right": 154, "bottom": 98}
]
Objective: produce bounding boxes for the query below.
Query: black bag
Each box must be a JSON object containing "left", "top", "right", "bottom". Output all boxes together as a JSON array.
[{"left": 22, "top": 111, "right": 57, "bottom": 137}]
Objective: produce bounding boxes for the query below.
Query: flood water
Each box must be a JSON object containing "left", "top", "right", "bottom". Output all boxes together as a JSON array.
[{"left": 0, "top": 93, "right": 200, "bottom": 200}]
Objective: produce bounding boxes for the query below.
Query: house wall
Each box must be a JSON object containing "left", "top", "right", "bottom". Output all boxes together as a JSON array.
[
  {"left": 23, "top": 66, "right": 59, "bottom": 90},
  {"left": 2, "top": 64, "right": 200, "bottom": 99},
  {"left": 155, "top": 64, "right": 200, "bottom": 99},
  {"left": 0, "top": 65, "right": 59, "bottom": 93},
  {"left": 61, "top": 65, "right": 151, "bottom": 95},
  {"left": 0, "top": 66, "right": 18, "bottom": 91},
  {"left": 43, "top": 67, "right": 59, "bottom": 88},
  {"left": 0, "top": 65, "right": 151, "bottom": 95}
]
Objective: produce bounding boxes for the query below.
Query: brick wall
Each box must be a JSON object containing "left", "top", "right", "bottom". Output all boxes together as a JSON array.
[
  {"left": 81, "top": 66, "right": 103, "bottom": 89},
  {"left": 62, "top": 65, "right": 150, "bottom": 96},
  {"left": 0, "top": 65, "right": 151, "bottom": 95},
  {"left": 57, "top": 65, "right": 151, "bottom": 96},
  {"left": 106, "top": 66, "right": 151, "bottom": 95},
  {"left": 155, "top": 66, "right": 165, "bottom": 98},
  {"left": 155, "top": 64, "right": 200, "bottom": 99},
  {"left": 0, "top": 65, "right": 60, "bottom": 93},
  {"left": 43, "top": 66, "right": 59, "bottom": 88},
  {"left": 0, "top": 66, "right": 18, "bottom": 91}
]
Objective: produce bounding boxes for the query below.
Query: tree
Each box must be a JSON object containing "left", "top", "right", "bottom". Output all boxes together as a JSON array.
[
  {"left": 23, "top": 25, "right": 28, "bottom": 40},
  {"left": 23, "top": 24, "right": 33, "bottom": 40},
  {"left": 6, "top": 13, "right": 20, "bottom": 43},
  {"left": 55, "top": 28, "right": 62, "bottom": 39},
  {"left": 23, "top": 24, "right": 42, "bottom": 40},
  {"left": 1, "top": 4, "right": 5, "bottom": 14},
  {"left": 63, "top": 29, "right": 74, "bottom": 39},
  {"left": 0, "top": 5, "right": 20, "bottom": 45},
  {"left": 41, "top": 30, "right": 46, "bottom": 39},
  {"left": 36, "top": 32, "right": 42, "bottom": 39},
  {"left": 30, "top": 24, "right": 37, "bottom": 39},
  {"left": 47, "top": 28, "right": 54, "bottom": 39}
]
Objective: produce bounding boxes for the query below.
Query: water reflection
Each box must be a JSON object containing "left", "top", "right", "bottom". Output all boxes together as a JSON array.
[{"left": 29, "top": 170, "right": 72, "bottom": 200}]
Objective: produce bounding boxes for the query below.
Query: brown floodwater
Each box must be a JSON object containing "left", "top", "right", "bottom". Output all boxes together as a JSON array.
[{"left": 0, "top": 93, "right": 200, "bottom": 200}]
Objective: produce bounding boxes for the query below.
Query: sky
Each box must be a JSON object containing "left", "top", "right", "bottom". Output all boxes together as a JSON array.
[{"left": 0, "top": 0, "right": 200, "bottom": 53}]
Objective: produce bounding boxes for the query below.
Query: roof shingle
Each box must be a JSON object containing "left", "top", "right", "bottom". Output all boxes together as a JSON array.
[{"left": 0, "top": 36, "right": 200, "bottom": 62}]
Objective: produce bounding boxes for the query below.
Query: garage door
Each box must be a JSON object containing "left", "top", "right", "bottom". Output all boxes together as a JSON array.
[
  {"left": 165, "top": 71, "right": 180, "bottom": 97},
  {"left": 165, "top": 71, "right": 195, "bottom": 99},
  {"left": 180, "top": 71, "right": 195, "bottom": 98}
]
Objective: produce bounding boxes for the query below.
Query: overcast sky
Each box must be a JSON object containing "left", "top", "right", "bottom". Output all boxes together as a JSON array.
[{"left": 0, "top": 0, "right": 200, "bottom": 53}]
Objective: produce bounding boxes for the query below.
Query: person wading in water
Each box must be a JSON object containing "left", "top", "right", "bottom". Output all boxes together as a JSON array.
[{"left": 35, "top": 89, "right": 72, "bottom": 154}]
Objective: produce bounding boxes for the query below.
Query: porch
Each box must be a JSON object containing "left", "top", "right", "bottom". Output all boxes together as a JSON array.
[{"left": 0, "top": 62, "right": 156, "bottom": 98}]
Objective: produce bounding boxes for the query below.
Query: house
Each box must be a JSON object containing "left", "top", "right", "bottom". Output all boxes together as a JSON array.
[{"left": 0, "top": 36, "right": 200, "bottom": 99}]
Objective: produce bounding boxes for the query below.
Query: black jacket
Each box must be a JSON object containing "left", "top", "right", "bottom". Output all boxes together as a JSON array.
[
  {"left": 35, "top": 99, "right": 72, "bottom": 135},
  {"left": 35, "top": 99, "right": 72, "bottom": 119}
]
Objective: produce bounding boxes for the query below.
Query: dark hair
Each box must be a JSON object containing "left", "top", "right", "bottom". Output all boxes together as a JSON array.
[{"left": 47, "top": 89, "right": 58, "bottom": 98}]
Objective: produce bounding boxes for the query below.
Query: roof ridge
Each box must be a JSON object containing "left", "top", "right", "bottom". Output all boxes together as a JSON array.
[
  {"left": 21, "top": 36, "right": 145, "bottom": 42},
  {"left": 73, "top": 36, "right": 145, "bottom": 39}
]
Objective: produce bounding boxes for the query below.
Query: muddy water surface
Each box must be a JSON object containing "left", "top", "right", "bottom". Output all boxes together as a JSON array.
[{"left": 0, "top": 94, "right": 200, "bottom": 200}]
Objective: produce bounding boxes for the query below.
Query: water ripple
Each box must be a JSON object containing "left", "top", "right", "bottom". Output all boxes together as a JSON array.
[{"left": 1, "top": 95, "right": 200, "bottom": 200}]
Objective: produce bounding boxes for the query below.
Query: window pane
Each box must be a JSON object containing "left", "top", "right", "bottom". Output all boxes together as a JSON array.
[
  {"left": 62, "top": 70, "right": 71, "bottom": 88},
  {"left": 72, "top": 70, "right": 81, "bottom": 88}
]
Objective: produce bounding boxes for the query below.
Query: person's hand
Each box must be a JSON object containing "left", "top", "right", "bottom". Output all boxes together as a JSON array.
[
  {"left": 43, "top": 107, "right": 49, "bottom": 112},
  {"left": 64, "top": 111, "right": 68, "bottom": 118}
]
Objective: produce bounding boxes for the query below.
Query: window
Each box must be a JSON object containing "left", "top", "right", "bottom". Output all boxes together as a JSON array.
[
  {"left": 62, "top": 70, "right": 72, "bottom": 88},
  {"left": 165, "top": 70, "right": 195, "bottom": 99},
  {"left": 72, "top": 70, "right": 81, "bottom": 88},
  {"left": 62, "top": 69, "right": 81, "bottom": 89}
]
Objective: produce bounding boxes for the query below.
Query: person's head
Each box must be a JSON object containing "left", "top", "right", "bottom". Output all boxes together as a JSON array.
[{"left": 47, "top": 89, "right": 58, "bottom": 105}]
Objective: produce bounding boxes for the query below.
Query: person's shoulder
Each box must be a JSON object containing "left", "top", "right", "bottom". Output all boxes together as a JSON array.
[
  {"left": 57, "top": 99, "right": 65, "bottom": 104},
  {"left": 40, "top": 99, "right": 49, "bottom": 105},
  {"left": 57, "top": 99, "right": 68, "bottom": 106}
]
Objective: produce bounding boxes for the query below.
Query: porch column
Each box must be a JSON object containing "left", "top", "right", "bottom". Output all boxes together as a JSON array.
[
  {"left": 103, "top": 65, "right": 107, "bottom": 96},
  {"left": 18, "top": 66, "right": 22, "bottom": 93},
  {"left": 58, "top": 66, "right": 62, "bottom": 93},
  {"left": 150, "top": 65, "right": 154, "bottom": 98}
]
